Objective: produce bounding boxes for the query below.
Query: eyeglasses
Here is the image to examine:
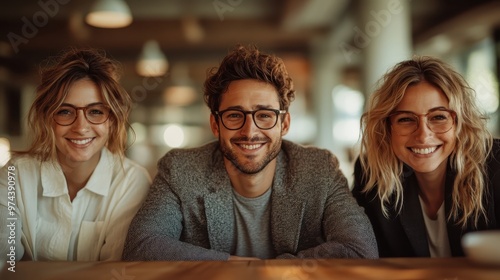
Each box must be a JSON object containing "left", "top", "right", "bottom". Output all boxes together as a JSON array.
[
  {"left": 214, "top": 108, "right": 286, "bottom": 130},
  {"left": 388, "top": 108, "right": 456, "bottom": 136},
  {"left": 53, "top": 104, "right": 111, "bottom": 126}
]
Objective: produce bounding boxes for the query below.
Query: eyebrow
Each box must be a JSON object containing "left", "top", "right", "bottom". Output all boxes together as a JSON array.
[
  {"left": 60, "top": 102, "right": 105, "bottom": 107},
  {"left": 392, "top": 106, "right": 450, "bottom": 114},
  {"left": 221, "top": 105, "right": 277, "bottom": 111}
]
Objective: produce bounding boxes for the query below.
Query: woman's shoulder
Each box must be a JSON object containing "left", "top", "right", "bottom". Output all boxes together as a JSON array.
[
  {"left": 1, "top": 155, "right": 48, "bottom": 195},
  {"left": 123, "top": 157, "right": 151, "bottom": 182},
  {"left": 5, "top": 154, "right": 42, "bottom": 172},
  {"left": 491, "top": 138, "right": 500, "bottom": 152},
  {"left": 103, "top": 149, "right": 151, "bottom": 183},
  {"left": 102, "top": 157, "right": 151, "bottom": 200},
  {"left": 486, "top": 138, "right": 500, "bottom": 170}
]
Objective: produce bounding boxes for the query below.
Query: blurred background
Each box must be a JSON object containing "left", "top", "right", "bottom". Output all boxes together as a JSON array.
[{"left": 0, "top": 0, "right": 499, "bottom": 183}]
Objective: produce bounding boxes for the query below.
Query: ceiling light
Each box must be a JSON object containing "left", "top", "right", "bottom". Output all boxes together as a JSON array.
[
  {"left": 86, "top": 0, "right": 132, "bottom": 28},
  {"left": 163, "top": 85, "right": 197, "bottom": 106},
  {"left": 182, "top": 16, "right": 204, "bottom": 44},
  {"left": 162, "top": 63, "right": 197, "bottom": 106},
  {"left": 136, "top": 40, "right": 168, "bottom": 77}
]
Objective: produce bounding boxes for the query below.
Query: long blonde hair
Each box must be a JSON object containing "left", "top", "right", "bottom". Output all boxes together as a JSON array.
[{"left": 360, "top": 56, "right": 492, "bottom": 228}]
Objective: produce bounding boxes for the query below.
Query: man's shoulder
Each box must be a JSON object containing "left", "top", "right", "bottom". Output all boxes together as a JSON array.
[
  {"left": 278, "top": 141, "right": 346, "bottom": 195},
  {"left": 281, "top": 140, "right": 334, "bottom": 160},
  {"left": 279, "top": 140, "right": 340, "bottom": 175}
]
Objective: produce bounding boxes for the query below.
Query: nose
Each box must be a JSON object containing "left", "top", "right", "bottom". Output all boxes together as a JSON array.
[
  {"left": 71, "top": 109, "right": 90, "bottom": 132},
  {"left": 238, "top": 113, "right": 259, "bottom": 136},
  {"left": 412, "top": 116, "right": 433, "bottom": 140}
]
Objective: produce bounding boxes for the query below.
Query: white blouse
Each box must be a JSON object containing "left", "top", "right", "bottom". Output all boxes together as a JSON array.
[{"left": 0, "top": 148, "right": 151, "bottom": 261}]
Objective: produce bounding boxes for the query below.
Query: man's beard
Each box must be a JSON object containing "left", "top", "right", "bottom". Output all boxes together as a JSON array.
[{"left": 219, "top": 136, "right": 282, "bottom": 175}]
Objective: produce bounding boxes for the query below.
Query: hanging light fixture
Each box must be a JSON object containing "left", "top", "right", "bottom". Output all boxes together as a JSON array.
[
  {"left": 136, "top": 40, "right": 168, "bottom": 77},
  {"left": 85, "top": 0, "right": 132, "bottom": 28},
  {"left": 162, "top": 63, "right": 197, "bottom": 106}
]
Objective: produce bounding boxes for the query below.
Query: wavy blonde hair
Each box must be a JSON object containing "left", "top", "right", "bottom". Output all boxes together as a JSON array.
[
  {"left": 25, "top": 47, "right": 132, "bottom": 162},
  {"left": 360, "top": 56, "right": 492, "bottom": 228}
]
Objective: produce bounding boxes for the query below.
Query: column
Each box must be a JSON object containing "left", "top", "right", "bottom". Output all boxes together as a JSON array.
[{"left": 357, "top": 0, "right": 412, "bottom": 94}]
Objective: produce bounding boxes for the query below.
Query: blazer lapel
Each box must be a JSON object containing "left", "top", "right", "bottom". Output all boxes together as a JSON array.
[
  {"left": 204, "top": 191, "right": 234, "bottom": 252},
  {"left": 270, "top": 191, "right": 305, "bottom": 255},
  {"left": 204, "top": 149, "right": 235, "bottom": 253},
  {"left": 270, "top": 152, "right": 306, "bottom": 255},
  {"left": 399, "top": 175, "right": 430, "bottom": 256},
  {"left": 444, "top": 169, "right": 464, "bottom": 256}
]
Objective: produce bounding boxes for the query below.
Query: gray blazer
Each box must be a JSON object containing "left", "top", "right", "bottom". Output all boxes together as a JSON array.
[{"left": 123, "top": 140, "right": 378, "bottom": 260}]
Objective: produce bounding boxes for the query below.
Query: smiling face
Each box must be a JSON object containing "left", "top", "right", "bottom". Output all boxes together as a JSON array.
[
  {"left": 53, "top": 78, "right": 110, "bottom": 169},
  {"left": 390, "top": 81, "right": 456, "bottom": 176},
  {"left": 210, "top": 79, "right": 290, "bottom": 175}
]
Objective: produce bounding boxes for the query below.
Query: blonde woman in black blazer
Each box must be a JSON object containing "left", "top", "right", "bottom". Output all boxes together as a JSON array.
[{"left": 352, "top": 56, "right": 500, "bottom": 257}]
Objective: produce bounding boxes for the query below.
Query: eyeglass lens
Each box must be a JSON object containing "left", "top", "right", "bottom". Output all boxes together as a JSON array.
[
  {"left": 53, "top": 104, "right": 110, "bottom": 126},
  {"left": 390, "top": 110, "right": 454, "bottom": 135},
  {"left": 220, "top": 109, "right": 279, "bottom": 130}
]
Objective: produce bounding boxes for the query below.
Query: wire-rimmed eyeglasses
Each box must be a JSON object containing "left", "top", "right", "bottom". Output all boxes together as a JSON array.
[
  {"left": 388, "top": 108, "right": 456, "bottom": 136},
  {"left": 53, "top": 103, "right": 111, "bottom": 126},
  {"left": 213, "top": 108, "right": 286, "bottom": 130}
]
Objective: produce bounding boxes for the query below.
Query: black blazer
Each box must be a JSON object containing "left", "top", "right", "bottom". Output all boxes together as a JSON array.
[{"left": 352, "top": 139, "right": 500, "bottom": 257}]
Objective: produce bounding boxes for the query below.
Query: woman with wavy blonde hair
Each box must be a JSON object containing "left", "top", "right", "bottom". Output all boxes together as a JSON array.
[
  {"left": 0, "top": 48, "right": 150, "bottom": 261},
  {"left": 26, "top": 47, "right": 131, "bottom": 162},
  {"left": 352, "top": 56, "right": 500, "bottom": 257}
]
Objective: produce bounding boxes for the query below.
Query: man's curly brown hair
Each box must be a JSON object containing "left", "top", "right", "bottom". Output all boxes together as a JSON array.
[{"left": 203, "top": 44, "right": 295, "bottom": 115}]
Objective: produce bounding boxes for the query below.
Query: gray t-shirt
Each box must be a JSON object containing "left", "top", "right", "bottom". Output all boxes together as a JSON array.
[{"left": 231, "top": 187, "right": 275, "bottom": 259}]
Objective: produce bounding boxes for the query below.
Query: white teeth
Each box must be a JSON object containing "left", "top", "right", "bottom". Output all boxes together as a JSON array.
[
  {"left": 240, "top": 144, "right": 261, "bottom": 150},
  {"left": 70, "top": 138, "right": 93, "bottom": 145},
  {"left": 411, "top": 147, "right": 437, "bottom": 155}
]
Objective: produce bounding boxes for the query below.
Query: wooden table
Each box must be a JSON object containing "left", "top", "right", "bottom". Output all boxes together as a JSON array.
[{"left": 2, "top": 257, "right": 500, "bottom": 280}]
